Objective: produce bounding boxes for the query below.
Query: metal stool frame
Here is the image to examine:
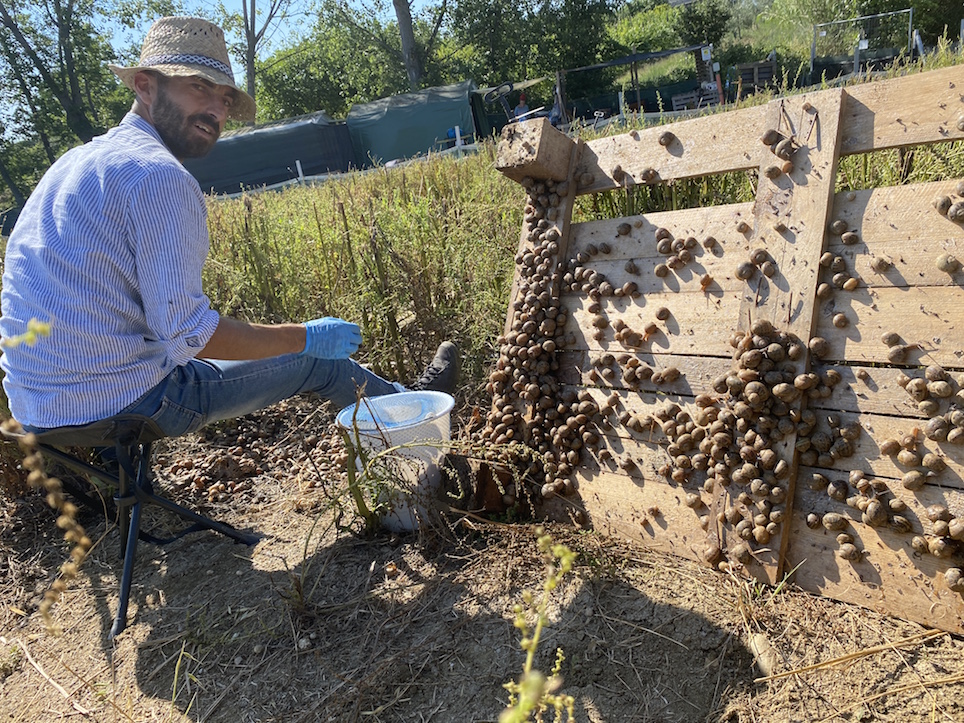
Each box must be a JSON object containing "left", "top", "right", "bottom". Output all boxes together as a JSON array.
[{"left": 3, "top": 415, "right": 260, "bottom": 638}]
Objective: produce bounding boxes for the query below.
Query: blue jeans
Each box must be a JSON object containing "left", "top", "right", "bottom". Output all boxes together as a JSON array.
[{"left": 114, "top": 354, "right": 404, "bottom": 437}]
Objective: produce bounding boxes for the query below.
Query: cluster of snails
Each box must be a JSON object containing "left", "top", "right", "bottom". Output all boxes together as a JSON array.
[
  {"left": 483, "top": 176, "right": 570, "bottom": 457},
  {"left": 482, "top": 175, "right": 618, "bottom": 516},
  {"left": 891, "top": 363, "right": 964, "bottom": 421},
  {"left": 910, "top": 501, "right": 964, "bottom": 580},
  {"left": 736, "top": 247, "right": 778, "bottom": 282},
  {"left": 589, "top": 350, "right": 681, "bottom": 390},
  {"left": 805, "top": 468, "right": 902, "bottom": 561},
  {"left": 760, "top": 128, "right": 797, "bottom": 176},
  {"left": 606, "top": 319, "right": 828, "bottom": 565},
  {"left": 647, "top": 226, "right": 716, "bottom": 289},
  {"left": 932, "top": 180, "right": 964, "bottom": 223}
]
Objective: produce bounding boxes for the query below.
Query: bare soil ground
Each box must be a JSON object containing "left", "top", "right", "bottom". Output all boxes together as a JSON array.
[{"left": 1, "top": 397, "right": 963, "bottom": 723}]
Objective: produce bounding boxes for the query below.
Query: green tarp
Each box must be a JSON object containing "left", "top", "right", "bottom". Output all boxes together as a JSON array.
[
  {"left": 182, "top": 111, "right": 354, "bottom": 195},
  {"left": 347, "top": 81, "right": 477, "bottom": 166}
]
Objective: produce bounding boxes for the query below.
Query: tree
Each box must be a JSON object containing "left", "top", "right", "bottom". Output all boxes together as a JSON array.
[
  {"left": 256, "top": 11, "right": 410, "bottom": 118},
  {"left": 447, "top": 0, "right": 539, "bottom": 86},
  {"left": 609, "top": 2, "right": 682, "bottom": 52},
  {"left": 0, "top": 0, "right": 108, "bottom": 143},
  {"left": 679, "top": 0, "right": 732, "bottom": 47},
  {"left": 321, "top": 0, "right": 448, "bottom": 91},
  {"left": 215, "top": 0, "right": 303, "bottom": 109}
]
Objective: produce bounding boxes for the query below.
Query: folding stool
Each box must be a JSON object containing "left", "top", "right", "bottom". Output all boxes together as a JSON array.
[{"left": 2, "top": 414, "right": 260, "bottom": 638}]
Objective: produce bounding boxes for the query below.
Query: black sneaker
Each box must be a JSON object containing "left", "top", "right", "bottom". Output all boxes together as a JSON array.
[{"left": 410, "top": 341, "right": 459, "bottom": 395}]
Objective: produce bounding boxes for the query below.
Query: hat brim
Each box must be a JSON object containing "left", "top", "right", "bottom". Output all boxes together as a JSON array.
[{"left": 110, "top": 64, "right": 255, "bottom": 122}]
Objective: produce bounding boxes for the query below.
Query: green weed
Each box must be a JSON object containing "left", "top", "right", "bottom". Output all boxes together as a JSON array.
[{"left": 501, "top": 528, "right": 577, "bottom": 723}]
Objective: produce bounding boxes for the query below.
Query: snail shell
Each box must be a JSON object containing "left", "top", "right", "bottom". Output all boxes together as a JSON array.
[
  {"left": 829, "top": 219, "right": 848, "bottom": 235},
  {"left": 945, "top": 568, "right": 964, "bottom": 592},
  {"left": 827, "top": 479, "right": 849, "bottom": 501},
  {"left": 822, "top": 512, "right": 847, "bottom": 531},
  {"left": 760, "top": 129, "right": 782, "bottom": 145},
  {"left": 870, "top": 256, "right": 891, "bottom": 272},
  {"left": 948, "top": 518, "right": 964, "bottom": 541},
  {"left": 934, "top": 195, "right": 953, "bottom": 216},
  {"left": 773, "top": 138, "right": 794, "bottom": 160},
  {"left": 936, "top": 253, "right": 961, "bottom": 273},
  {"left": 901, "top": 470, "right": 926, "bottom": 491},
  {"left": 928, "top": 537, "right": 954, "bottom": 558},
  {"left": 808, "top": 337, "right": 830, "bottom": 359},
  {"left": 838, "top": 543, "right": 860, "bottom": 561}
]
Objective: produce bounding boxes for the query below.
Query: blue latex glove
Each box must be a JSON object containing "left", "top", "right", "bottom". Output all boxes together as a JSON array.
[{"left": 301, "top": 317, "right": 362, "bottom": 359}]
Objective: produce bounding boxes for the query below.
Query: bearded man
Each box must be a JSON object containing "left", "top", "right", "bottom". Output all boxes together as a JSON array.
[{"left": 1, "top": 17, "right": 457, "bottom": 437}]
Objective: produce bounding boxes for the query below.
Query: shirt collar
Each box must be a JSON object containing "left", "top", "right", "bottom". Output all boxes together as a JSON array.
[{"left": 121, "top": 112, "right": 167, "bottom": 149}]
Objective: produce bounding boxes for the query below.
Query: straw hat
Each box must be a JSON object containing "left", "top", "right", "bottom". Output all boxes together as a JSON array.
[{"left": 109, "top": 16, "right": 255, "bottom": 122}]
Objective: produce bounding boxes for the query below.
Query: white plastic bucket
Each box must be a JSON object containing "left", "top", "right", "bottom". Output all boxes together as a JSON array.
[{"left": 336, "top": 391, "right": 455, "bottom": 532}]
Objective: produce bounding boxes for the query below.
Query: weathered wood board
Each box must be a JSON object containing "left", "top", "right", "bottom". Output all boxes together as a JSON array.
[{"left": 491, "top": 64, "right": 964, "bottom": 633}]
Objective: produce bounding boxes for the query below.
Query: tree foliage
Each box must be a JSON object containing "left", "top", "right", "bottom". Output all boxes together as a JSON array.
[
  {"left": 609, "top": 3, "right": 681, "bottom": 52},
  {"left": 5, "top": 0, "right": 962, "bottom": 207},
  {"left": 679, "top": 0, "right": 732, "bottom": 46}
]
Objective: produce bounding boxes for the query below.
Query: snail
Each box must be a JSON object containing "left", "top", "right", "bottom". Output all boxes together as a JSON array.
[
  {"left": 934, "top": 195, "right": 953, "bottom": 216},
  {"left": 936, "top": 253, "right": 960, "bottom": 273}
]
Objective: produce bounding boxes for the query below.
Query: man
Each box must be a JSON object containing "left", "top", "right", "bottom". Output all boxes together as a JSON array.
[
  {"left": 514, "top": 93, "right": 529, "bottom": 118},
  {"left": 0, "top": 16, "right": 457, "bottom": 437}
]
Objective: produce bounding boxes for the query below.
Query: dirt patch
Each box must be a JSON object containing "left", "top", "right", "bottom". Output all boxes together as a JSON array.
[{"left": 1, "top": 398, "right": 963, "bottom": 722}]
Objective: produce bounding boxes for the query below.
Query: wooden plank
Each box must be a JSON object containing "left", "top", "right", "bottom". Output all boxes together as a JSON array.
[
  {"left": 815, "top": 362, "right": 952, "bottom": 419},
  {"left": 566, "top": 385, "right": 795, "bottom": 582},
  {"left": 563, "top": 288, "right": 748, "bottom": 358},
  {"left": 575, "top": 67, "right": 964, "bottom": 197},
  {"left": 568, "top": 201, "right": 755, "bottom": 262},
  {"left": 786, "top": 476, "right": 964, "bottom": 634},
  {"left": 573, "top": 464, "right": 728, "bottom": 570},
  {"left": 557, "top": 351, "right": 732, "bottom": 394},
  {"left": 828, "top": 181, "right": 964, "bottom": 276},
  {"left": 575, "top": 105, "right": 767, "bottom": 193},
  {"left": 840, "top": 65, "right": 964, "bottom": 156},
  {"left": 813, "top": 286, "right": 964, "bottom": 367},
  {"left": 495, "top": 118, "right": 576, "bottom": 182},
  {"left": 788, "top": 407, "right": 964, "bottom": 491}
]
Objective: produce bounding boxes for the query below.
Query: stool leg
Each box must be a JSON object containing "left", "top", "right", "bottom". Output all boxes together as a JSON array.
[{"left": 110, "top": 498, "right": 141, "bottom": 639}]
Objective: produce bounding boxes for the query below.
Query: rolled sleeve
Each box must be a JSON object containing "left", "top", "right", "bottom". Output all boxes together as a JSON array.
[{"left": 128, "top": 166, "right": 219, "bottom": 366}]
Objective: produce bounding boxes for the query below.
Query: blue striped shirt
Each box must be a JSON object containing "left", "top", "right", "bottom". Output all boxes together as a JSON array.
[{"left": 0, "top": 113, "right": 220, "bottom": 428}]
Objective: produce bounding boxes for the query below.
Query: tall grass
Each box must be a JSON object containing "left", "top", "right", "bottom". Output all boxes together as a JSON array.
[{"left": 204, "top": 145, "right": 524, "bottom": 392}]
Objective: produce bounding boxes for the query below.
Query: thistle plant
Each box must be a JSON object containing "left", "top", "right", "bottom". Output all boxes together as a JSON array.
[{"left": 501, "top": 528, "right": 577, "bottom": 723}]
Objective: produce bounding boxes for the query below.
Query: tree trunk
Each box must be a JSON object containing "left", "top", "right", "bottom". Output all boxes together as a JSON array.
[
  {"left": 0, "top": 150, "right": 27, "bottom": 208},
  {"left": 244, "top": 0, "right": 258, "bottom": 104},
  {"left": 0, "top": 0, "right": 99, "bottom": 142},
  {"left": 392, "top": 0, "right": 421, "bottom": 91}
]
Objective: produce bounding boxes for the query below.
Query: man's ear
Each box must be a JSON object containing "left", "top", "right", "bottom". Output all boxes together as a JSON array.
[{"left": 132, "top": 70, "right": 157, "bottom": 108}]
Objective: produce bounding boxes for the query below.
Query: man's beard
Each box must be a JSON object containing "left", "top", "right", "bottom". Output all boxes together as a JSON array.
[{"left": 152, "top": 84, "right": 220, "bottom": 159}]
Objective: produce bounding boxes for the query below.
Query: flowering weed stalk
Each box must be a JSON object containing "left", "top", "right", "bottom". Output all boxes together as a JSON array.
[{"left": 501, "top": 528, "right": 576, "bottom": 723}]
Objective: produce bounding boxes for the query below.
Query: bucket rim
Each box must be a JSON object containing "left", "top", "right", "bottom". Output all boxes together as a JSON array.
[{"left": 335, "top": 390, "right": 455, "bottom": 433}]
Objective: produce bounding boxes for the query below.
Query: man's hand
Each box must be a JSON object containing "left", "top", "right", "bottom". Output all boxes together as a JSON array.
[{"left": 301, "top": 317, "right": 362, "bottom": 359}]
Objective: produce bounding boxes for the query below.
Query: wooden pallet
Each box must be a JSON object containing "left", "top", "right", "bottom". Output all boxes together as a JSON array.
[{"left": 492, "top": 64, "right": 964, "bottom": 633}]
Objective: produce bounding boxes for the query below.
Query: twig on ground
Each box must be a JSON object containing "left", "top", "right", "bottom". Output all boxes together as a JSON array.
[
  {"left": 815, "top": 672, "right": 964, "bottom": 723},
  {"left": 754, "top": 629, "right": 947, "bottom": 683},
  {"left": 15, "top": 638, "right": 91, "bottom": 716}
]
